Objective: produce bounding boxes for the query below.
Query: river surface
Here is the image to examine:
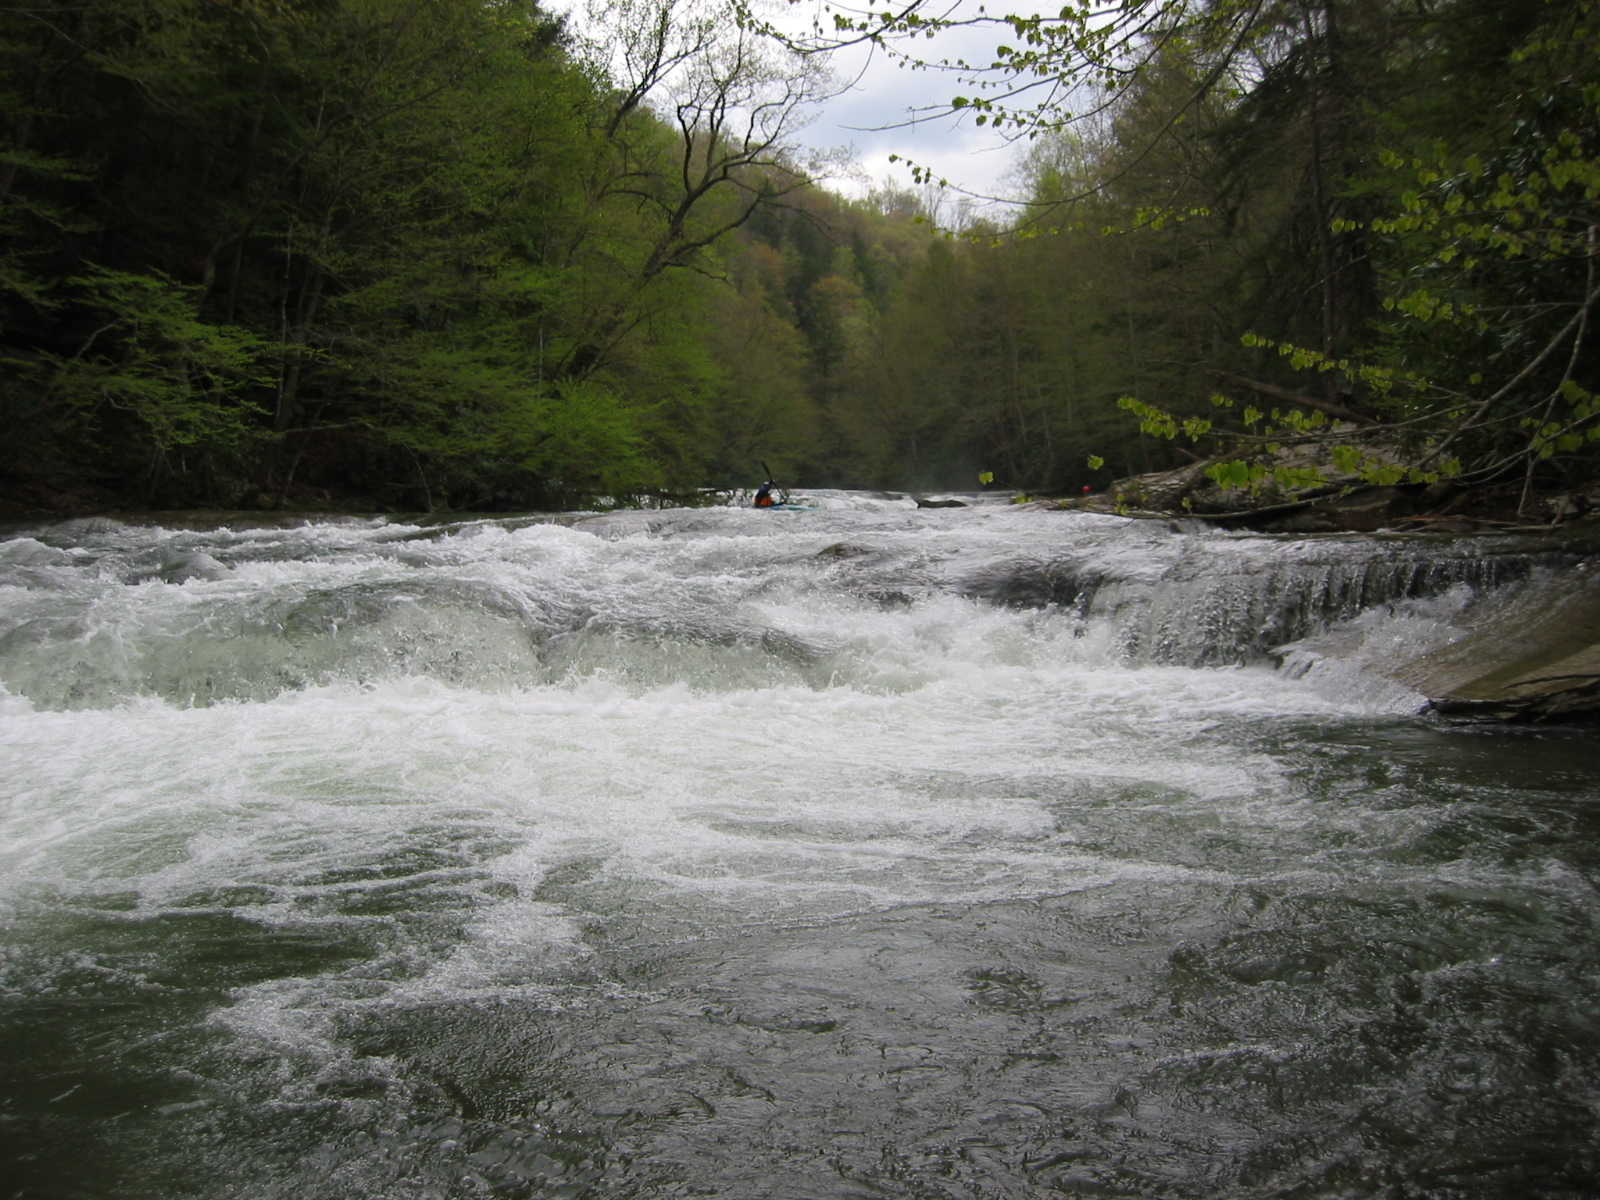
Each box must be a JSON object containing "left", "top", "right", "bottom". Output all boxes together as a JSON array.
[{"left": 1, "top": 493, "right": 1597, "bottom": 1199}]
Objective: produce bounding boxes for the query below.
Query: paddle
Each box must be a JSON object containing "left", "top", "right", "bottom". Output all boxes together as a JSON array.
[{"left": 759, "top": 461, "right": 785, "bottom": 506}]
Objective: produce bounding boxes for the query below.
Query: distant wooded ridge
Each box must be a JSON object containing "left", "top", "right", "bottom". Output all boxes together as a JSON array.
[{"left": 1, "top": 0, "right": 1595, "bottom": 515}]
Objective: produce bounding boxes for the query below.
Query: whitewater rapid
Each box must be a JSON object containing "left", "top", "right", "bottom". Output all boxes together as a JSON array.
[{"left": 2, "top": 493, "right": 1595, "bottom": 1199}]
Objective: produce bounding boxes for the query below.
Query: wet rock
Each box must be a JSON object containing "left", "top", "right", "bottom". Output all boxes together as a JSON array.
[
  {"left": 1540, "top": 483, "right": 1600, "bottom": 524},
  {"left": 914, "top": 497, "right": 967, "bottom": 509},
  {"left": 958, "top": 559, "right": 1097, "bottom": 609},
  {"left": 816, "top": 542, "right": 873, "bottom": 560},
  {"left": 1392, "top": 564, "right": 1600, "bottom": 723},
  {"left": 155, "top": 551, "right": 232, "bottom": 583}
]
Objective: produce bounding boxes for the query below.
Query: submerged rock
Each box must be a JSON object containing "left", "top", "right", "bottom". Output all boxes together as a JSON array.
[{"left": 155, "top": 551, "right": 232, "bottom": 583}]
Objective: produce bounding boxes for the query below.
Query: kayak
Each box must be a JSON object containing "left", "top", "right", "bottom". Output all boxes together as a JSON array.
[{"left": 758, "top": 502, "right": 816, "bottom": 511}]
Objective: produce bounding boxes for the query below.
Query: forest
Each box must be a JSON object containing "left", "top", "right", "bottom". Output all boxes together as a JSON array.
[{"left": 0, "top": 0, "right": 1596, "bottom": 513}]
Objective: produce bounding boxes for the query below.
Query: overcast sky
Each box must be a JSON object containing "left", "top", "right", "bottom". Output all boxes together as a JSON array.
[
  {"left": 553, "top": 0, "right": 1040, "bottom": 216},
  {"left": 776, "top": 1, "right": 1036, "bottom": 211}
]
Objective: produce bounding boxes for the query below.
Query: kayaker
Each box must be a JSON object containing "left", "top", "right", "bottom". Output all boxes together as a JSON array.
[{"left": 754, "top": 481, "right": 777, "bottom": 508}]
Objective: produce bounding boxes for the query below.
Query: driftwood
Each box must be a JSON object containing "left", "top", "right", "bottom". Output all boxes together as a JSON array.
[{"left": 1211, "top": 370, "right": 1375, "bottom": 426}]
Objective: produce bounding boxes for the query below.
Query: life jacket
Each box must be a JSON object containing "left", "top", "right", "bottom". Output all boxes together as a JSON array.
[{"left": 754, "top": 493, "right": 775, "bottom": 507}]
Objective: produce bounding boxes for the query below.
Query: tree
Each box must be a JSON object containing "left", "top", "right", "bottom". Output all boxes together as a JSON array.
[
  {"left": 0, "top": 0, "right": 851, "bottom": 510},
  {"left": 1158, "top": 0, "right": 1600, "bottom": 507},
  {"left": 764, "top": 0, "right": 1600, "bottom": 508},
  {"left": 699, "top": 257, "right": 819, "bottom": 481}
]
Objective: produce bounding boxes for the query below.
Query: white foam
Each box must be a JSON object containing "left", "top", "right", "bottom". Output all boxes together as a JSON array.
[{"left": 0, "top": 503, "right": 1546, "bottom": 1050}]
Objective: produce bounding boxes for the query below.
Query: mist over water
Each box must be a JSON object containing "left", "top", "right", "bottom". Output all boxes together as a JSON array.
[{"left": 2, "top": 494, "right": 1597, "bottom": 1198}]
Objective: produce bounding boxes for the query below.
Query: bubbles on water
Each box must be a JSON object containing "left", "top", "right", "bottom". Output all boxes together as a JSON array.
[{"left": 4, "top": 502, "right": 1597, "bottom": 1198}]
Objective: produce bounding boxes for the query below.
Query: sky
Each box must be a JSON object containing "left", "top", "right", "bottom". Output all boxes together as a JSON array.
[
  {"left": 770, "top": 1, "right": 1042, "bottom": 214},
  {"left": 554, "top": 0, "right": 1046, "bottom": 218}
]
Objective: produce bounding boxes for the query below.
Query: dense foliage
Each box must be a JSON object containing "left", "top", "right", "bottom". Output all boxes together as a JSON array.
[
  {"left": 1, "top": 0, "right": 1595, "bottom": 512},
  {"left": 806, "top": 0, "right": 1600, "bottom": 507},
  {"left": 0, "top": 0, "right": 867, "bottom": 509}
]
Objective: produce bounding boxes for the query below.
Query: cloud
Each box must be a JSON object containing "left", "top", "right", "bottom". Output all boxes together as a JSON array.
[
  {"left": 550, "top": 0, "right": 1036, "bottom": 212},
  {"left": 777, "top": 4, "right": 1037, "bottom": 209}
]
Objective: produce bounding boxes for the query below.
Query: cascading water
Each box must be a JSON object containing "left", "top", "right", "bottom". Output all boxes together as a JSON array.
[{"left": 2, "top": 493, "right": 1596, "bottom": 1199}]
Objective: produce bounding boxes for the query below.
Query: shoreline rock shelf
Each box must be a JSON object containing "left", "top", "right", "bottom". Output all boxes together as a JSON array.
[
  {"left": 1045, "top": 459, "right": 1600, "bottom": 724},
  {"left": 1394, "top": 566, "right": 1600, "bottom": 722}
]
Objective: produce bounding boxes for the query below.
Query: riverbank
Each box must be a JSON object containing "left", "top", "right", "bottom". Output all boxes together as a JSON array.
[
  {"left": 1014, "top": 463, "right": 1600, "bottom": 723},
  {"left": 1065, "top": 478, "right": 1600, "bottom": 722},
  {"left": 1047, "top": 457, "right": 1600, "bottom": 536}
]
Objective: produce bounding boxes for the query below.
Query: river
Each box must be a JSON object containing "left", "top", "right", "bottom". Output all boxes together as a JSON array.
[{"left": 1, "top": 492, "right": 1596, "bottom": 1198}]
